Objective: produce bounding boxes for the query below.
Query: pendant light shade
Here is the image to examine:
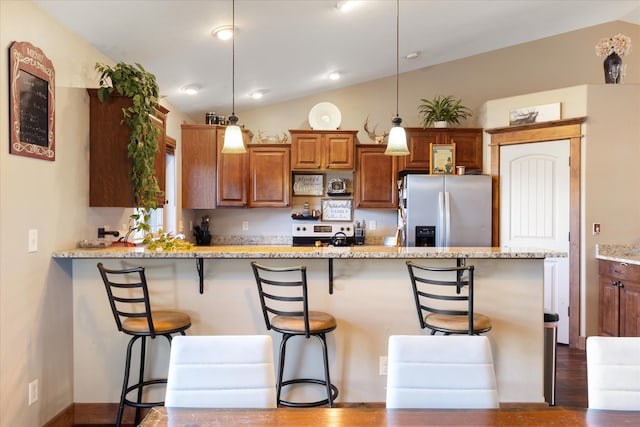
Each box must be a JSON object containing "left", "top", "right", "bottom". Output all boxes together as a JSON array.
[
  {"left": 385, "top": 0, "right": 409, "bottom": 156},
  {"left": 222, "top": 0, "right": 246, "bottom": 154}
]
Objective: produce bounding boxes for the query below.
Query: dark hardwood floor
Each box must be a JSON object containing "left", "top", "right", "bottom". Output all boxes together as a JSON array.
[
  {"left": 73, "top": 344, "right": 588, "bottom": 426},
  {"left": 555, "top": 343, "right": 588, "bottom": 408}
]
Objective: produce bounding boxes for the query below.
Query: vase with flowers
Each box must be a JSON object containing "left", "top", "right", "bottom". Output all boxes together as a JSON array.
[{"left": 595, "top": 33, "right": 632, "bottom": 84}]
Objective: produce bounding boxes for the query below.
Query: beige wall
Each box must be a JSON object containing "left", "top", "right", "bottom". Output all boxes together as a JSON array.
[{"left": 1, "top": 0, "right": 639, "bottom": 424}]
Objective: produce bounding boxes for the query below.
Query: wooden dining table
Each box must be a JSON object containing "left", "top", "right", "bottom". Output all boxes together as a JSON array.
[{"left": 139, "top": 406, "right": 640, "bottom": 426}]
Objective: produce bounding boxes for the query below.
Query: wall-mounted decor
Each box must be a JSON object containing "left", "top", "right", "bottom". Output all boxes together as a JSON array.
[
  {"left": 293, "top": 174, "right": 324, "bottom": 196},
  {"left": 9, "top": 41, "right": 55, "bottom": 161},
  {"left": 509, "top": 102, "right": 561, "bottom": 126},
  {"left": 430, "top": 143, "right": 455, "bottom": 174},
  {"left": 321, "top": 198, "right": 353, "bottom": 222}
]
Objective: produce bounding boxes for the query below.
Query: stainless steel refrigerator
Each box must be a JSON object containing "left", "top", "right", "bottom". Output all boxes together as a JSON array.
[{"left": 400, "top": 174, "right": 492, "bottom": 247}]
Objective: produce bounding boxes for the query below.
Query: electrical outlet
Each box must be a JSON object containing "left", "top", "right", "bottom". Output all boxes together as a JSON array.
[
  {"left": 28, "top": 229, "right": 38, "bottom": 253},
  {"left": 28, "top": 379, "right": 38, "bottom": 405},
  {"left": 379, "top": 356, "right": 388, "bottom": 375},
  {"left": 179, "top": 220, "right": 184, "bottom": 233},
  {"left": 369, "top": 220, "right": 377, "bottom": 231},
  {"left": 593, "top": 223, "right": 601, "bottom": 235},
  {"left": 242, "top": 221, "right": 249, "bottom": 231}
]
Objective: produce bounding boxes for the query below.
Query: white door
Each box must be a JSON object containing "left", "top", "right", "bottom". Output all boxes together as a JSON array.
[{"left": 500, "top": 140, "right": 570, "bottom": 344}]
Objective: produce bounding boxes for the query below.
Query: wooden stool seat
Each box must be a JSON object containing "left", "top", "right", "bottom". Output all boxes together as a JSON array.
[
  {"left": 122, "top": 311, "right": 192, "bottom": 335},
  {"left": 425, "top": 313, "right": 492, "bottom": 335},
  {"left": 271, "top": 311, "right": 336, "bottom": 334}
]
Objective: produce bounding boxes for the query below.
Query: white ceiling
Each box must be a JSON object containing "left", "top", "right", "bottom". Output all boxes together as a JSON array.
[{"left": 34, "top": 0, "right": 639, "bottom": 122}]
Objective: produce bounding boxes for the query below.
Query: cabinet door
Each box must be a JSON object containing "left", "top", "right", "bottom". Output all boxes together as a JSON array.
[
  {"left": 620, "top": 281, "right": 640, "bottom": 336},
  {"left": 446, "top": 129, "right": 483, "bottom": 171},
  {"left": 217, "top": 128, "right": 248, "bottom": 207},
  {"left": 598, "top": 275, "right": 620, "bottom": 337},
  {"left": 325, "top": 133, "right": 355, "bottom": 169},
  {"left": 181, "top": 125, "right": 217, "bottom": 209},
  {"left": 291, "top": 133, "right": 322, "bottom": 170},
  {"left": 249, "top": 145, "right": 290, "bottom": 208},
  {"left": 355, "top": 145, "right": 398, "bottom": 209},
  {"left": 398, "top": 129, "right": 441, "bottom": 171}
]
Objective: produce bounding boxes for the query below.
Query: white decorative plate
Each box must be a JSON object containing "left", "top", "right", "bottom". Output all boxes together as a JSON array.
[{"left": 308, "top": 102, "right": 341, "bottom": 130}]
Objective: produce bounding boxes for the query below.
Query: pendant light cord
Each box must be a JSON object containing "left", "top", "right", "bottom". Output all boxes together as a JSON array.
[
  {"left": 395, "top": 0, "right": 399, "bottom": 117},
  {"left": 231, "top": 0, "right": 236, "bottom": 117}
]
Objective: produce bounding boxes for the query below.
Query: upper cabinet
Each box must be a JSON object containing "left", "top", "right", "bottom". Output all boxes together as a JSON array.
[
  {"left": 354, "top": 145, "right": 398, "bottom": 209},
  {"left": 182, "top": 124, "right": 289, "bottom": 209},
  {"left": 398, "top": 128, "right": 483, "bottom": 173},
  {"left": 248, "top": 145, "right": 290, "bottom": 208},
  {"left": 290, "top": 130, "right": 357, "bottom": 170},
  {"left": 88, "top": 89, "right": 167, "bottom": 207},
  {"left": 217, "top": 127, "right": 249, "bottom": 207}
]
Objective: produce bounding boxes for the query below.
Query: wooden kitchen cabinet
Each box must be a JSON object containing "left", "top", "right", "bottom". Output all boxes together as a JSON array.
[
  {"left": 355, "top": 145, "right": 398, "bottom": 209},
  {"left": 290, "top": 130, "right": 356, "bottom": 170},
  {"left": 248, "top": 145, "right": 290, "bottom": 208},
  {"left": 598, "top": 260, "right": 640, "bottom": 337},
  {"left": 398, "top": 128, "right": 483, "bottom": 172},
  {"left": 217, "top": 127, "right": 249, "bottom": 207},
  {"left": 88, "top": 89, "right": 167, "bottom": 207},
  {"left": 181, "top": 124, "right": 218, "bottom": 209}
]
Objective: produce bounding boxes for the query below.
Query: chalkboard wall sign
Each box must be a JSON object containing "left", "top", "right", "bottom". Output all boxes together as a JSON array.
[{"left": 9, "top": 41, "right": 55, "bottom": 161}]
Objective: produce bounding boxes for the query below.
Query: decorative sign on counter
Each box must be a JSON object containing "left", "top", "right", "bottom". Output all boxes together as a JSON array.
[
  {"left": 9, "top": 41, "right": 56, "bottom": 161},
  {"left": 321, "top": 198, "right": 353, "bottom": 222},
  {"left": 293, "top": 174, "right": 324, "bottom": 196}
]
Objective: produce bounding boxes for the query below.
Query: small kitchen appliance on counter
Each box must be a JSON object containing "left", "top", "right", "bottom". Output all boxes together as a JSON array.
[{"left": 292, "top": 222, "right": 354, "bottom": 247}]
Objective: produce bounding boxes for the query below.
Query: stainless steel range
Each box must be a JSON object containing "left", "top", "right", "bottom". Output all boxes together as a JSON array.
[{"left": 292, "top": 222, "right": 355, "bottom": 247}]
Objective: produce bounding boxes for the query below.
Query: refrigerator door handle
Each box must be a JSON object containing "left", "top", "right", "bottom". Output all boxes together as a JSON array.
[
  {"left": 438, "top": 191, "right": 445, "bottom": 247},
  {"left": 444, "top": 191, "right": 451, "bottom": 247}
]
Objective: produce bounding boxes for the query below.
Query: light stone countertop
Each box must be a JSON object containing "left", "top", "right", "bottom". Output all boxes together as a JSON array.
[
  {"left": 595, "top": 244, "right": 640, "bottom": 266},
  {"left": 52, "top": 245, "right": 565, "bottom": 259}
]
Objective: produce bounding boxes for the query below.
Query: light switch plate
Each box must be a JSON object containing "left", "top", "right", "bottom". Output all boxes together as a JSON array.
[{"left": 28, "top": 229, "right": 38, "bottom": 253}]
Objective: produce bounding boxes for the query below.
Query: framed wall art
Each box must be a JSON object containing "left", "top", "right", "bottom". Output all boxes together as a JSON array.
[
  {"left": 430, "top": 143, "right": 455, "bottom": 174},
  {"left": 509, "top": 102, "right": 561, "bottom": 126},
  {"left": 321, "top": 198, "right": 353, "bottom": 222},
  {"left": 9, "top": 41, "right": 56, "bottom": 161},
  {"left": 293, "top": 174, "right": 324, "bottom": 196}
]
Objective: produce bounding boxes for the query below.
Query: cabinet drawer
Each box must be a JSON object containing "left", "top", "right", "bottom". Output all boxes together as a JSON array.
[{"left": 599, "top": 260, "right": 640, "bottom": 282}]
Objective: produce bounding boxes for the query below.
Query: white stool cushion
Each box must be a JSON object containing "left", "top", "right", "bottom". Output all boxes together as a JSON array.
[
  {"left": 165, "top": 335, "right": 276, "bottom": 408},
  {"left": 587, "top": 336, "right": 640, "bottom": 410},
  {"left": 386, "top": 335, "right": 499, "bottom": 409}
]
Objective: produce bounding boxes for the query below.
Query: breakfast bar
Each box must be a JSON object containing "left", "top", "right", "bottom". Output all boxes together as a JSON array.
[{"left": 53, "top": 245, "right": 563, "bottom": 406}]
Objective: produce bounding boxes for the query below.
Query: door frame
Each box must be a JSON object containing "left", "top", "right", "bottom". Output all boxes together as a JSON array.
[{"left": 486, "top": 117, "right": 586, "bottom": 349}]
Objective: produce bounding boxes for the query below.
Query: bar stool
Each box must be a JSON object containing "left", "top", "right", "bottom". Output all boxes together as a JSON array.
[
  {"left": 97, "top": 263, "right": 192, "bottom": 427},
  {"left": 250, "top": 262, "right": 339, "bottom": 407},
  {"left": 406, "top": 261, "right": 492, "bottom": 335}
]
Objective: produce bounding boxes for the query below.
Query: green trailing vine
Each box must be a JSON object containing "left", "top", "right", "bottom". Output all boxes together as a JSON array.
[{"left": 95, "top": 62, "right": 160, "bottom": 234}]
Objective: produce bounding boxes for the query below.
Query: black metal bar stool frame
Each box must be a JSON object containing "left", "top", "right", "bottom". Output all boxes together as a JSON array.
[
  {"left": 251, "top": 262, "right": 339, "bottom": 408},
  {"left": 98, "top": 263, "right": 191, "bottom": 427}
]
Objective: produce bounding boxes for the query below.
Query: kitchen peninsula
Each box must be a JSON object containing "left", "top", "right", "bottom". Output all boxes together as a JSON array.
[{"left": 53, "top": 245, "right": 564, "bottom": 405}]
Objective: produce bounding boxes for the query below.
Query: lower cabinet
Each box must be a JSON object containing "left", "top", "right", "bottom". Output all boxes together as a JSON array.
[{"left": 598, "top": 260, "right": 640, "bottom": 337}]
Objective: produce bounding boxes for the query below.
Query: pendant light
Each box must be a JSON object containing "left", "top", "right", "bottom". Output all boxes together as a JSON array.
[
  {"left": 222, "top": 0, "right": 246, "bottom": 154},
  {"left": 385, "top": 0, "right": 409, "bottom": 156}
]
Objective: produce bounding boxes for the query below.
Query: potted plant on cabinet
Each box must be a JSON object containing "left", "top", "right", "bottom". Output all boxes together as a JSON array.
[
  {"left": 418, "top": 95, "right": 472, "bottom": 128},
  {"left": 95, "top": 62, "right": 191, "bottom": 250}
]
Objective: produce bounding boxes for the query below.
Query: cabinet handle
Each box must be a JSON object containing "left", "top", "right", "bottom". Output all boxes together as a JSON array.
[
  {"left": 619, "top": 282, "right": 625, "bottom": 289},
  {"left": 611, "top": 280, "right": 619, "bottom": 287},
  {"left": 614, "top": 269, "right": 624, "bottom": 274}
]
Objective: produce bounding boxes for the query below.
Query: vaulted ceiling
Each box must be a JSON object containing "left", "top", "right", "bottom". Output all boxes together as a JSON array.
[{"left": 34, "top": 0, "right": 640, "bottom": 121}]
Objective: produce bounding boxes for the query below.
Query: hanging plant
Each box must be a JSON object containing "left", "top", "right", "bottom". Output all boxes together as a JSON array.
[{"left": 95, "top": 62, "right": 161, "bottom": 234}]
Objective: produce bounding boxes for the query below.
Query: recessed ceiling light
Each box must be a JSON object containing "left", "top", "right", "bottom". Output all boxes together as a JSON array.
[
  {"left": 181, "top": 85, "right": 200, "bottom": 95},
  {"left": 336, "top": 1, "right": 359, "bottom": 12},
  {"left": 212, "top": 25, "right": 234, "bottom": 41},
  {"left": 250, "top": 90, "right": 265, "bottom": 99},
  {"left": 329, "top": 72, "right": 341, "bottom": 81},
  {"left": 406, "top": 52, "right": 419, "bottom": 60}
]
